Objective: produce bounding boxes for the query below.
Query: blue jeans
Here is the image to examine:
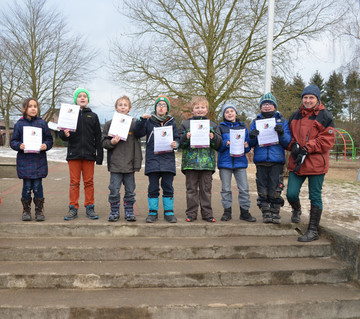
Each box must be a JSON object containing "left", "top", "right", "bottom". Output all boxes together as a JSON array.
[
  {"left": 147, "top": 172, "right": 174, "bottom": 198},
  {"left": 286, "top": 172, "right": 325, "bottom": 209},
  {"left": 108, "top": 172, "right": 136, "bottom": 204},
  {"left": 22, "top": 178, "right": 43, "bottom": 199},
  {"left": 220, "top": 168, "right": 251, "bottom": 210}
]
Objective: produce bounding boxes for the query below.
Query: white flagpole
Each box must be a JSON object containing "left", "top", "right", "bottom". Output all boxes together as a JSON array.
[{"left": 264, "top": 0, "right": 275, "bottom": 93}]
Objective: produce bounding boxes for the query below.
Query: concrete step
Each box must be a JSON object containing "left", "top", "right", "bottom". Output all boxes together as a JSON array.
[
  {"left": 0, "top": 236, "right": 333, "bottom": 261},
  {"left": 0, "top": 257, "right": 350, "bottom": 289},
  {"left": 0, "top": 222, "right": 299, "bottom": 238},
  {"left": 1, "top": 284, "right": 360, "bottom": 319}
]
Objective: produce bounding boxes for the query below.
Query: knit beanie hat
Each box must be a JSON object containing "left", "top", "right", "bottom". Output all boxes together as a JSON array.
[
  {"left": 259, "top": 92, "right": 277, "bottom": 109},
  {"left": 74, "top": 88, "right": 90, "bottom": 105},
  {"left": 301, "top": 85, "right": 321, "bottom": 101},
  {"left": 154, "top": 95, "right": 170, "bottom": 112},
  {"left": 221, "top": 101, "right": 238, "bottom": 118}
]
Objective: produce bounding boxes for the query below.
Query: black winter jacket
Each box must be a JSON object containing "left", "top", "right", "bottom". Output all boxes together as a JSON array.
[{"left": 59, "top": 107, "right": 103, "bottom": 164}]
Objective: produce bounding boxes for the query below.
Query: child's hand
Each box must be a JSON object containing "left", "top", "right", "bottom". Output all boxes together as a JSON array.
[
  {"left": 186, "top": 132, "right": 191, "bottom": 139},
  {"left": 40, "top": 144, "right": 47, "bottom": 151},
  {"left": 226, "top": 140, "right": 230, "bottom": 146},
  {"left": 244, "top": 141, "right": 248, "bottom": 148},
  {"left": 64, "top": 129, "right": 70, "bottom": 137},
  {"left": 171, "top": 141, "right": 177, "bottom": 149},
  {"left": 20, "top": 143, "right": 25, "bottom": 150},
  {"left": 209, "top": 132, "right": 214, "bottom": 139},
  {"left": 111, "top": 135, "right": 121, "bottom": 145},
  {"left": 142, "top": 114, "right": 151, "bottom": 119}
]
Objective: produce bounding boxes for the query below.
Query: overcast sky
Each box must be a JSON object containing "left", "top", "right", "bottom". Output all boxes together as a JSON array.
[{"left": 2, "top": 0, "right": 348, "bottom": 123}]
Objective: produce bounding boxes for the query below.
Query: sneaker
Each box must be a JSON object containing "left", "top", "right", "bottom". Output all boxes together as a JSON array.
[
  {"left": 203, "top": 216, "right": 216, "bottom": 222},
  {"left": 85, "top": 205, "right": 98, "bottom": 220},
  {"left": 164, "top": 214, "right": 177, "bottom": 223},
  {"left": 64, "top": 205, "right": 78, "bottom": 221}
]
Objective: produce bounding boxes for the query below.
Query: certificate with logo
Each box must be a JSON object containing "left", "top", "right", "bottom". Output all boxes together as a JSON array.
[
  {"left": 108, "top": 112, "right": 132, "bottom": 141},
  {"left": 23, "top": 126, "right": 42, "bottom": 153},
  {"left": 154, "top": 126, "right": 173, "bottom": 154},
  {"left": 255, "top": 118, "right": 279, "bottom": 147},
  {"left": 57, "top": 104, "right": 80, "bottom": 132},
  {"left": 190, "top": 119, "right": 210, "bottom": 148},
  {"left": 229, "top": 129, "right": 245, "bottom": 157}
]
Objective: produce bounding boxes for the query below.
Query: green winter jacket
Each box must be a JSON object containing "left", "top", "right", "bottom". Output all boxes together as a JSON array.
[{"left": 179, "top": 116, "right": 222, "bottom": 173}]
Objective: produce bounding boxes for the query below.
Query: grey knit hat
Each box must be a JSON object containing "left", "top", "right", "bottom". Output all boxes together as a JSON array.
[{"left": 221, "top": 101, "right": 238, "bottom": 118}]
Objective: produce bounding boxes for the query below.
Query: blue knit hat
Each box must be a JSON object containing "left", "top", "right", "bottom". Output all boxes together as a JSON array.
[
  {"left": 301, "top": 85, "right": 321, "bottom": 101},
  {"left": 221, "top": 101, "right": 238, "bottom": 118},
  {"left": 259, "top": 92, "right": 277, "bottom": 109}
]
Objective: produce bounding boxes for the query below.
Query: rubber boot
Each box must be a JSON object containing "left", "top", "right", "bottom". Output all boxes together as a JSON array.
[
  {"left": 124, "top": 201, "right": 136, "bottom": 222},
  {"left": 221, "top": 207, "right": 232, "bottom": 221},
  {"left": 146, "top": 197, "right": 159, "bottom": 223},
  {"left": 108, "top": 201, "right": 120, "bottom": 222},
  {"left": 33, "top": 198, "right": 45, "bottom": 222},
  {"left": 298, "top": 205, "right": 322, "bottom": 242},
  {"left": 21, "top": 198, "right": 32, "bottom": 221},
  {"left": 240, "top": 207, "right": 256, "bottom": 222},
  {"left": 290, "top": 200, "right": 302, "bottom": 223},
  {"left": 163, "top": 197, "right": 177, "bottom": 223}
]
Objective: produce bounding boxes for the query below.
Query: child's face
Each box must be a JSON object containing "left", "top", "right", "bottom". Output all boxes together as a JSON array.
[
  {"left": 192, "top": 103, "right": 208, "bottom": 117},
  {"left": 224, "top": 108, "right": 237, "bottom": 122},
  {"left": 116, "top": 99, "right": 131, "bottom": 114},
  {"left": 76, "top": 92, "right": 89, "bottom": 108},
  {"left": 156, "top": 102, "right": 168, "bottom": 117},
  {"left": 26, "top": 100, "right": 38, "bottom": 118},
  {"left": 261, "top": 103, "right": 275, "bottom": 113}
]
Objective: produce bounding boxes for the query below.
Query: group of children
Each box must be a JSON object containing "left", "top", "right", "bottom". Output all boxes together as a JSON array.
[{"left": 10, "top": 86, "right": 334, "bottom": 242}]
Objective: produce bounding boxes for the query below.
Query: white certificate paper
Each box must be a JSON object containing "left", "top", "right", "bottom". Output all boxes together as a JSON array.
[
  {"left": 57, "top": 103, "right": 80, "bottom": 132},
  {"left": 190, "top": 119, "right": 210, "bottom": 148},
  {"left": 23, "top": 126, "right": 42, "bottom": 153},
  {"left": 154, "top": 126, "right": 173, "bottom": 154},
  {"left": 255, "top": 118, "right": 279, "bottom": 147},
  {"left": 229, "top": 129, "right": 245, "bottom": 157},
  {"left": 108, "top": 112, "right": 132, "bottom": 141}
]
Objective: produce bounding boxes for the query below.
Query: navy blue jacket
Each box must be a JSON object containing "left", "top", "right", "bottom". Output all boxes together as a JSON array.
[
  {"left": 134, "top": 115, "right": 180, "bottom": 176},
  {"left": 249, "top": 112, "right": 291, "bottom": 164},
  {"left": 10, "top": 116, "right": 53, "bottom": 179},
  {"left": 217, "top": 120, "right": 250, "bottom": 169}
]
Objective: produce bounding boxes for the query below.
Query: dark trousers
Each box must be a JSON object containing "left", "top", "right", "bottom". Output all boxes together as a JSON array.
[
  {"left": 185, "top": 170, "right": 213, "bottom": 219},
  {"left": 147, "top": 172, "right": 174, "bottom": 198},
  {"left": 256, "top": 164, "right": 285, "bottom": 212},
  {"left": 22, "top": 178, "right": 43, "bottom": 199}
]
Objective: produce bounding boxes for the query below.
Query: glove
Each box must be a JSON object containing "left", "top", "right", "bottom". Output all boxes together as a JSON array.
[
  {"left": 274, "top": 124, "right": 284, "bottom": 136},
  {"left": 293, "top": 147, "right": 308, "bottom": 173},
  {"left": 249, "top": 129, "right": 259, "bottom": 139},
  {"left": 291, "top": 142, "right": 301, "bottom": 159}
]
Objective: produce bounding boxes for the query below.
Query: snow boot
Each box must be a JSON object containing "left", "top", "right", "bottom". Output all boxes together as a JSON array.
[
  {"left": 240, "top": 207, "right": 256, "bottom": 222},
  {"left": 108, "top": 201, "right": 120, "bottom": 222},
  {"left": 298, "top": 205, "right": 322, "bottom": 242},
  {"left": 270, "top": 207, "right": 281, "bottom": 224},
  {"left": 290, "top": 200, "right": 302, "bottom": 223},
  {"left": 85, "top": 204, "right": 98, "bottom": 220},
  {"left": 124, "top": 201, "right": 136, "bottom": 222},
  {"left": 21, "top": 198, "right": 32, "bottom": 221},
  {"left": 64, "top": 205, "right": 78, "bottom": 220},
  {"left": 146, "top": 197, "right": 159, "bottom": 223},
  {"left": 221, "top": 207, "right": 232, "bottom": 221},
  {"left": 163, "top": 197, "right": 177, "bottom": 223},
  {"left": 33, "top": 198, "right": 45, "bottom": 222}
]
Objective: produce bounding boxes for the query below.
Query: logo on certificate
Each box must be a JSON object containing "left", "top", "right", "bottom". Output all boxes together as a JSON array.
[
  {"left": 263, "top": 123, "right": 270, "bottom": 129},
  {"left": 235, "top": 134, "right": 241, "bottom": 139},
  {"left": 120, "top": 118, "right": 126, "bottom": 123},
  {"left": 161, "top": 131, "right": 167, "bottom": 137},
  {"left": 67, "top": 108, "right": 74, "bottom": 113},
  {"left": 31, "top": 130, "right": 37, "bottom": 136}
]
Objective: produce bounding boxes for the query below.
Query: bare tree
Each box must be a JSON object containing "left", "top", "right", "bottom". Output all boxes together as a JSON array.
[
  {"left": 110, "top": 0, "right": 343, "bottom": 120},
  {"left": 0, "top": 0, "right": 97, "bottom": 118}
]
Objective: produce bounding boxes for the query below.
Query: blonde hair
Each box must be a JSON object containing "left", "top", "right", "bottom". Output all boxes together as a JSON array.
[
  {"left": 115, "top": 95, "right": 132, "bottom": 109},
  {"left": 191, "top": 96, "right": 209, "bottom": 110}
]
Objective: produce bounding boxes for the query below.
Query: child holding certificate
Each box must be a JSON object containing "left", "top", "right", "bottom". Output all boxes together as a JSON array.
[
  {"left": 217, "top": 101, "right": 256, "bottom": 222},
  {"left": 179, "top": 96, "right": 222, "bottom": 222},
  {"left": 101, "top": 96, "right": 142, "bottom": 222},
  {"left": 59, "top": 88, "right": 103, "bottom": 220},
  {"left": 10, "top": 98, "right": 53, "bottom": 221},
  {"left": 248, "top": 93, "right": 291, "bottom": 224},
  {"left": 133, "top": 95, "right": 179, "bottom": 223}
]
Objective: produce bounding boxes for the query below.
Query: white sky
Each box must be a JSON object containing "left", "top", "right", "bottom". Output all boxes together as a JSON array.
[{"left": 1, "top": 0, "right": 348, "bottom": 123}]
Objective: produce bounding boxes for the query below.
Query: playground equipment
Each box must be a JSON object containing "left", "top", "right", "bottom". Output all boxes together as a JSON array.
[{"left": 331, "top": 128, "right": 357, "bottom": 162}]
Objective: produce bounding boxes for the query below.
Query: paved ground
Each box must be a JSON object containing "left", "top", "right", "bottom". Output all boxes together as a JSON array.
[{"left": 0, "top": 147, "right": 359, "bottom": 233}]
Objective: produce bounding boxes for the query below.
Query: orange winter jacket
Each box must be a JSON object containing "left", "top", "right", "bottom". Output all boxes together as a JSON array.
[{"left": 287, "top": 103, "right": 335, "bottom": 175}]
